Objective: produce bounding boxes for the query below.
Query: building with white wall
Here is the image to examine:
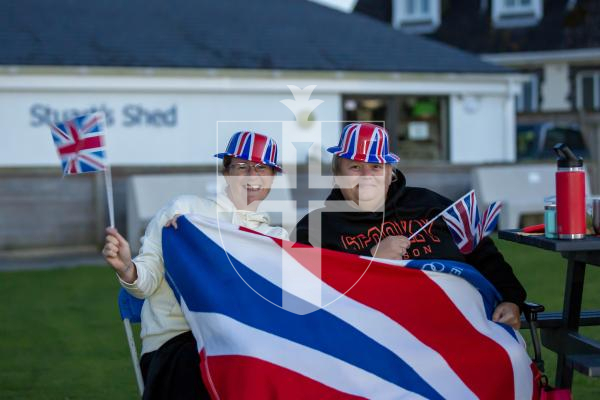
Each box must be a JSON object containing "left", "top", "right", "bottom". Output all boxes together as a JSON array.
[
  {"left": 0, "top": 71, "right": 521, "bottom": 167},
  {"left": 0, "top": 0, "right": 522, "bottom": 251}
]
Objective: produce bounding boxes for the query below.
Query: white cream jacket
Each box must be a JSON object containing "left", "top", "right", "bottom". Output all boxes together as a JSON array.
[{"left": 119, "top": 191, "right": 288, "bottom": 354}]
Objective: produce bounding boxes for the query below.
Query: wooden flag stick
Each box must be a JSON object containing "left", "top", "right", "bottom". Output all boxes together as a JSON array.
[
  {"left": 104, "top": 165, "right": 115, "bottom": 228},
  {"left": 99, "top": 111, "right": 115, "bottom": 228},
  {"left": 407, "top": 190, "right": 474, "bottom": 241}
]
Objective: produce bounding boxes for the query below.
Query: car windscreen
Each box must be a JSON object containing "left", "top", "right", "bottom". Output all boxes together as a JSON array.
[
  {"left": 541, "top": 128, "right": 586, "bottom": 158},
  {"left": 517, "top": 126, "right": 539, "bottom": 160}
]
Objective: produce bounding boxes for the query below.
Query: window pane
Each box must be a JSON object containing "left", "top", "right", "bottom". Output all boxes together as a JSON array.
[
  {"left": 397, "top": 97, "right": 445, "bottom": 160},
  {"left": 342, "top": 95, "right": 448, "bottom": 161},
  {"left": 597, "top": 74, "right": 600, "bottom": 109},
  {"left": 544, "top": 128, "right": 585, "bottom": 154},
  {"left": 582, "top": 76, "right": 595, "bottom": 110},
  {"left": 516, "top": 127, "right": 538, "bottom": 159},
  {"left": 420, "top": 0, "right": 429, "bottom": 13},
  {"left": 520, "top": 0, "right": 531, "bottom": 6},
  {"left": 504, "top": 0, "right": 516, "bottom": 7},
  {"left": 516, "top": 94, "right": 524, "bottom": 112},
  {"left": 522, "top": 81, "right": 533, "bottom": 112},
  {"left": 343, "top": 97, "right": 387, "bottom": 126},
  {"left": 517, "top": 77, "right": 537, "bottom": 113},
  {"left": 406, "top": 0, "right": 415, "bottom": 14}
]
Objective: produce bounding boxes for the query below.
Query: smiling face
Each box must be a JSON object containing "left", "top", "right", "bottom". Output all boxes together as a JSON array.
[
  {"left": 334, "top": 157, "right": 393, "bottom": 211},
  {"left": 223, "top": 157, "right": 276, "bottom": 211}
]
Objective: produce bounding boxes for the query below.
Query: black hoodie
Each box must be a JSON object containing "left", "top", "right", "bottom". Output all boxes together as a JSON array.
[{"left": 293, "top": 171, "right": 526, "bottom": 307}]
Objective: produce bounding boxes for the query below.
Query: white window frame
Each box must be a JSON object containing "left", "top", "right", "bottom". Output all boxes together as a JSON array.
[
  {"left": 516, "top": 74, "right": 539, "bottom": 113},
  {"left": 392, "top": 0, "right": 441, "bottom": 34},
  {"left": 576, "top": 71, "right": 600, "bottom": 111},
  {"left": 492, "top": 0, "right": 543, "bottom": 28}
]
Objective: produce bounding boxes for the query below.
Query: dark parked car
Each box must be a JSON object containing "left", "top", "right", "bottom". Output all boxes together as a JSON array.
[{"left": 517, "top": 123, "right": 588, "bottom": 161}]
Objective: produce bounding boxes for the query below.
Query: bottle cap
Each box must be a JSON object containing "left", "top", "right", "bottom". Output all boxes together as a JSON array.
[{"left": 554, "top": 143, "right": 583, "bottom": 168}]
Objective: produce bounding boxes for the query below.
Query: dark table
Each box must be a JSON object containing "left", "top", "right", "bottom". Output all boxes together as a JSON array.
[{"left": 498, "top": 230, "right": 600, "bottom": 388}]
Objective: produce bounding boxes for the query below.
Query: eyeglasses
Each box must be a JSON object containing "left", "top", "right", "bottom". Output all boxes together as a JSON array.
[{"left": 228, "top": 162, "right": 273, "bottom": 175}]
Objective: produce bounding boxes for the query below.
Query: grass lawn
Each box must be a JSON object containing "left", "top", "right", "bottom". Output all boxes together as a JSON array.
[
  {"left": 0, "top": 266, "right": 139, "bottom": 399},
  {"left": 0, "top": 238, "right": 599, "bottom": 399}
]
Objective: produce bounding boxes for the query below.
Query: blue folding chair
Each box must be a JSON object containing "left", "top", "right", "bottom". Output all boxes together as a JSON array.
[{"left": 118, "top": 288, "right": 145, "bottom": 396}]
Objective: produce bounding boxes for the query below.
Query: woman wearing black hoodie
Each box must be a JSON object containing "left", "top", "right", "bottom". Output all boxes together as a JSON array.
[{"left": 293, "top": 122, "right": 526, "bottom": 329}]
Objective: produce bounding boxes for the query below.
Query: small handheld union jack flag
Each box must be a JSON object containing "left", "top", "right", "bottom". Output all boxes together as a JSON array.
[
  {"left": 440, "top": 191, "right": 503, "bottom": 254},
  {"left": 441, "top": 190, "right": 481, "bottom": 254},
  {"left": 50, "top": 112, "right": 107, "bottom": 175},
  {"left": 50, "top": 111, "right": 115, "bottom": 227},
  {"left": 408, "top": 191, "right": 503, "bottom": 252},
  {"left": 478, "top": 201, "right": 503, "bottom": 239}
]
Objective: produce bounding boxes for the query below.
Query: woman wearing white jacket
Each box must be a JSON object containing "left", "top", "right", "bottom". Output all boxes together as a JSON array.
[{"left": 102, "top": 131, "right": 288, "bottom": 400}]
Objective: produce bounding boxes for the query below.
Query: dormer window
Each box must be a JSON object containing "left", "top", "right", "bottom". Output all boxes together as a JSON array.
[
  {"left": 492, "top": 0, "right": 543, "bottom": 28},
  {"left": 576, "top": 71, "right": 600, "bottom": 112},
  {"left": 392, "top": 0, "right": 441, "bottom": 34},
  {"left": 516, "top": 73, "right": 539, "bottom": 113}
]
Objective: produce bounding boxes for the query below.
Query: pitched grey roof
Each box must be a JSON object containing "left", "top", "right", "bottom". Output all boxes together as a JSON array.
[{"left": 0, "top": 0, "right": 507, "bottom": 73}]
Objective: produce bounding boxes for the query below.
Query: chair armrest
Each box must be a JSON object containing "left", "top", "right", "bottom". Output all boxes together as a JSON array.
[
  {"left": 522, "top": 301, "right": 545, "bottom": 322},
  {"left": 520, "top": 300, "right": 546, "bottom": 372}
]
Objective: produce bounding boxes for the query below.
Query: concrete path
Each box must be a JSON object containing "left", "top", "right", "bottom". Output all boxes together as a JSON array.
[{"left": 0, "top": 246, "right": 105, "bottom": 272}]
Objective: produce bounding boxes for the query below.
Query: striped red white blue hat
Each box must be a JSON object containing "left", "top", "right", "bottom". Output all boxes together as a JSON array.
[
  {"left": 214, "top": 131, "right": 282, "bottom": 172},
  {"left": 327, "top": 123, "right": 400, "bottom": 164}
]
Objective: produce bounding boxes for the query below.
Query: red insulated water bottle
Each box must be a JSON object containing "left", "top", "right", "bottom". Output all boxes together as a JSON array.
[{"left": 554, "top": 143, "right": 586, "bottom": 239}]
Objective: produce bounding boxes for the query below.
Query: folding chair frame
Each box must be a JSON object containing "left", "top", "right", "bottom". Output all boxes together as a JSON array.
[
  {"left": 118, "top": 288, "right": 145, "bottom": 397},
  {"left": 522, "top": 300, "right": 546, "bottom": 372},
  {"left": 123, "top": 316, "right": 145, "bottom": 396}
]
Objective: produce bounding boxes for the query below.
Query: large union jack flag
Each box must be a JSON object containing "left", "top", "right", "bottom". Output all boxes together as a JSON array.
[
  {"left": 441, "top": 190, "right": 502, "bottom": 254},
  {"left": 50, "top": 112, "right": 107, "bottom": 175},
  {"left": 157, "top": 215, "right": 535, "bottom": 399}
]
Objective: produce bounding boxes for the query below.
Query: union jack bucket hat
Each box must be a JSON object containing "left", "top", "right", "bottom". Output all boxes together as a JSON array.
[
  {"left": 214, "top": 131, "right": 282, "bottom": 172},
  {"left": 327, "top": 123, "right": 400, "bottom": 164}
]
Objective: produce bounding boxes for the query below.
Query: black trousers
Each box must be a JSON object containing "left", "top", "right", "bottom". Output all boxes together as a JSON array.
[{"left": 140, "top": 331, "right": 211, "bottom": 400}]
